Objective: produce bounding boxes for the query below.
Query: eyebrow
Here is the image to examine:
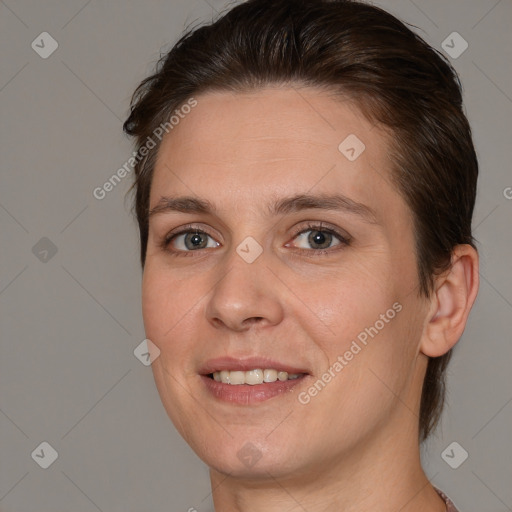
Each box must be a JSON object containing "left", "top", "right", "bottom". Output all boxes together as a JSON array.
[{"left": 148, "top": 193, "right": 378, "bottom": 224}]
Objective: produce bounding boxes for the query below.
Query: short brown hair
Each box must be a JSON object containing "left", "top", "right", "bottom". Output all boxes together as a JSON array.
[{"left": 123, "top": 0, "right": 478, "bottom": 441}]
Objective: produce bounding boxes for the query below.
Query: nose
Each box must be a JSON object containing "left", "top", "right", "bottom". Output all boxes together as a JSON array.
[{"left": 204, "top": 251, "right": 284, "bottom": 332}]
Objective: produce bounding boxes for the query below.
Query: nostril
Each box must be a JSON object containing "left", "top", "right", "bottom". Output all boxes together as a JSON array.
[{"left": 246, "top": 317, "right": 264, "bottom": 324}]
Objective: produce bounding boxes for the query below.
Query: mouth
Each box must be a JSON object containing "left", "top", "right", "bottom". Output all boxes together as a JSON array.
[
  {"left": 208, "top": 369, "right": 305, "bottom": 385},
  {"left": 199, "top": 357, "right": 310, "bottom": 404}
]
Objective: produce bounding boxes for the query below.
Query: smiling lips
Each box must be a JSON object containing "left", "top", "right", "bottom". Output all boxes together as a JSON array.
[
  {"left": 211, "top": 369, "right": 303, "bottom": 385},
  {"left": 200, "top": 357, "right": 309, "bottom": 404}
]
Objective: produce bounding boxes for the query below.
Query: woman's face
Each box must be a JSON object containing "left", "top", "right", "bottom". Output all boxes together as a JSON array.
[{"left": 142, "top": 87, "right": 430, "bottom": 479}]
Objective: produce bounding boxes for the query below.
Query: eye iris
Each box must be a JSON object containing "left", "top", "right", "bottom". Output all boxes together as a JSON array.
[
  {"left": 185, "top": 232, "right": 207, "bottom": 250},
  {"left": 308, "top": 230, "right": 332, "bottom": 249}
]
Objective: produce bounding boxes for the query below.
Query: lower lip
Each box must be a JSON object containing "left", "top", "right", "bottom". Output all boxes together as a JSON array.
[{"left": 201, "top": 375, "right": 306, "bottom": 404}]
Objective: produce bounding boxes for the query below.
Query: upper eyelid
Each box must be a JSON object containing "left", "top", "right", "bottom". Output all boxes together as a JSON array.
[
  {"left": 288, "top": 221, "right": 352, "bottom": 245},
  {"left": 165, "top": 223, "right": 218, "bottom": 239},
  {"left": 165, "top": 222, "right": 343, "bottom": 237},
  {"left": 291, "top": 221, "right": 347, "bottom": 236}
]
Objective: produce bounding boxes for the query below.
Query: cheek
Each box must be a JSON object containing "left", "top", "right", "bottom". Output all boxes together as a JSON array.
[
  {"left": 291, "top": 261, "right": 415, "bottom": 400},
  {"left": 141, "top": 264, "right": 198, "bottom": 355},
  {"left": 292, "top": 261, "right": 399, "bottom": 347},
  {"left": 142, "top": 268, "right": 169, "bottom": 340}
]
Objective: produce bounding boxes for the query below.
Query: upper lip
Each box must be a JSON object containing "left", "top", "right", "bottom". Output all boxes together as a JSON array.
[{"left": 199, "top": 356, "right": 310, "bottom": 375}]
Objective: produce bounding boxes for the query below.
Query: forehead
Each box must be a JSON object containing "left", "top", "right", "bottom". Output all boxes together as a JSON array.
[{"left": 150, "top": 87, "right": 407, "bottom": 226}]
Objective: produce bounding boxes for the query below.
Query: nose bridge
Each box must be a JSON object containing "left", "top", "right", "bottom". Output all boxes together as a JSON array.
[{"left": 204, "top": 241, "right": 284, "bottom": 331}]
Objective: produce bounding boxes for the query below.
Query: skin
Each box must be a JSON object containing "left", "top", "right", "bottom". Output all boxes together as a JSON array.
[{"left": 142, "top": 86, "right": 479, "bottom": 512}]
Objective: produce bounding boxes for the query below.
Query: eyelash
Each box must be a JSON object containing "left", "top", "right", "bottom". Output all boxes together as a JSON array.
[
  {"left": 161, "top": 224, "right": 217, "bottom": 258},
  {"left": 288, "top": 222, "right": 351, "bottom": 256},
  {"left": 161, "top": 222, "right": 351, "bottom": 257}
]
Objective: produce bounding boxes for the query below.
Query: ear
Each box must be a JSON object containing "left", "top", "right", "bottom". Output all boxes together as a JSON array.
[{"left": 420, "top": 244, "right": 479, "bottom": 358}]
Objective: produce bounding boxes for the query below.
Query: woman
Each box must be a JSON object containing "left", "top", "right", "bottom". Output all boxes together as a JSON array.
[{"left": 123, "top": 1, "right": 479, "bottom": 510}]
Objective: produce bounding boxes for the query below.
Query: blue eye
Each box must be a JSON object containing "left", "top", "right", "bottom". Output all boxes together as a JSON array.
[
  {"left": 167, "top": 230, "right": 219, "bottom": 251},
  {"left": 293, "top": 229, "right": 341, "bottom": 250},
  {"left": 162, "top": 222, "right": 350, "bottom": 256},
  {"left": 288, "top": 223, "right": 351, "bottom": 254}
]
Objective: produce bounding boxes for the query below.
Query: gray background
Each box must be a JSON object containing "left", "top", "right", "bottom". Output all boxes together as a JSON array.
[{"left": 0, "top": 0, "right": 511, "bottom": 511}]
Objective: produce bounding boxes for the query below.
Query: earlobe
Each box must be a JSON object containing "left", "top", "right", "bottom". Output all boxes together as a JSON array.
[{"left": 420, "top": 244, "right": 479, "bottom": 358}]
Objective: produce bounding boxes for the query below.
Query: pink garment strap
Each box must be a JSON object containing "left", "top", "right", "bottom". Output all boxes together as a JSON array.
[{"left": 435, "top": 487, "right": 460, "bottom": 512}]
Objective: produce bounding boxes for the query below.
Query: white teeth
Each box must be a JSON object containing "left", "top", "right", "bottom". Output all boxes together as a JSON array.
[
  {"left": 245, "top": 369, "right": 264, "bottom": 385},
  {"left": 211, "top": 369, "right": 303, "bottom": 385},
  {"left": 263, "top": 369, "right": 278, "bottom": 382},
  {"left": 229, "top": 371, "right": 245, "bottom": 385}
]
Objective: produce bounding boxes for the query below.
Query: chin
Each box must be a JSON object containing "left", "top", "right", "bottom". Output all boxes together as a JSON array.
[
  {"left": 205, "top": 450, "right": 297, "bottom": 480},
  {"left": 185, "top": 430, "right": 298, "bottom": 479}
]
